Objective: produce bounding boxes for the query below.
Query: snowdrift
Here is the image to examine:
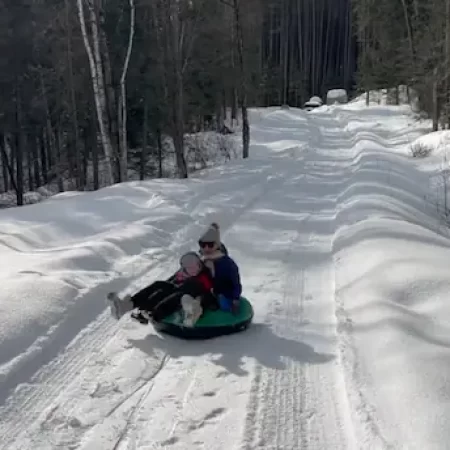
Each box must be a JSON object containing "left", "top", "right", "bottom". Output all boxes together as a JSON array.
[{"left": 327, "top": 108, "right": 450, "bottom": 448}]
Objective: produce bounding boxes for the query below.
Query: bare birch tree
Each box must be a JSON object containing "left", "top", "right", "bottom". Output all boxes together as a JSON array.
[
  {"left": 118, "top": 0, "right": 135, "bottom": 182},
  {"left": 77, "top": 0, "right": 114, "bottom": 184}
]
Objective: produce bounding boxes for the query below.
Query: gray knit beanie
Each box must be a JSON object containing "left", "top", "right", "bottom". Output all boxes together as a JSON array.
[{"left": 199, "top": 223, "right": 220, "bottom": 245}]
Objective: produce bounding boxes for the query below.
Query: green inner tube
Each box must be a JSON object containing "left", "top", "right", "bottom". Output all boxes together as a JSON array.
[{"left": 162, "top": 296, "right": 253, "bottom": 327}]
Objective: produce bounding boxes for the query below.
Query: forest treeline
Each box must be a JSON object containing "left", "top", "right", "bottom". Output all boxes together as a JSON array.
[{"left": 0, "top": 0, "right": 444, "bottom": 206}]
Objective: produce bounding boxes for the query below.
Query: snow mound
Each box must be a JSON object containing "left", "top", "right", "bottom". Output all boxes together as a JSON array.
[
  {"left": 327, "top": 89, "right": 348, "bottom": 104},
  {"left": 309, "top": 96, "right": 323, "bottom": 105},
  {"left": 409, "top": 130, "right": 450, "bottom": 158}
]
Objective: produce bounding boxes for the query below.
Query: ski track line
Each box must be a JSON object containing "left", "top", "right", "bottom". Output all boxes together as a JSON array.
[
  {"left": 0, "top": 312, "right": 119, "bottom": 448},
  {"left": 240, "top": 112, "right": 362, "bottom": 449},
  {"left": 246, "top": 233, "right": 308, "bottom": 449},
  {"left": 0, "top": 165, "right": 278, "bottom": 450},
  {"left": 241, "top": 230, "right": 353, "bottom": 449},
  {"left": 75, "top": 353, "right": 171, "bottom": 450},
  {"left": 94, "top": 349, "right": 234, "bottom": 450}
]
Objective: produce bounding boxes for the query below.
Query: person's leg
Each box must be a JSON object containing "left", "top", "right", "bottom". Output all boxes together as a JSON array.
[
  {"left": 181, "top": 294, "right": 203, "bottom": 326},
  {"left": 108, "top": 292, "right": 134, "bottom": 320},
  {"left": 179, "top": 277, "right": 206, "bottom": 298},
  {"left": 152, "top": 291, "right": 183, "bottom": 322},
  {"left": 132, "top": 281, "right": 175, "bottom": 310},
  {"left": 200, "top": 292, "right": 219, "bottom": 311}
]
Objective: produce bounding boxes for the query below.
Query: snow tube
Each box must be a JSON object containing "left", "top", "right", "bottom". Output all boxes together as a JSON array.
[{"left": 153, "top": 297, "right": 254, "bottom": 340}]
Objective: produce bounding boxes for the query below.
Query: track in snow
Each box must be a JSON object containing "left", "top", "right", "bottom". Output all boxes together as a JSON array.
[{"left": 240, "top": 129, "right": 357, "bottom": 449}]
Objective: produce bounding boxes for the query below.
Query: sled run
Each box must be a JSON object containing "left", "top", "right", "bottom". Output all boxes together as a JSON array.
[{"left": 1, "top": 94, "right": 450, "bottom": 449}]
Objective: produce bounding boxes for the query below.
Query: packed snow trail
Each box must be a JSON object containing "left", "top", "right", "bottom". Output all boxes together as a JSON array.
[
  {"left": 2, "top": 100, "right": 450, "bottom": 449},
  {"left": 74, "top": 111, "right": 358, "bottom": 450}
]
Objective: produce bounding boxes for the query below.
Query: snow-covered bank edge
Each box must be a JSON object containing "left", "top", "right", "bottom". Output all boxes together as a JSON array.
[{"left": 330, "top": 115, "right": 450, "bottom": 448}]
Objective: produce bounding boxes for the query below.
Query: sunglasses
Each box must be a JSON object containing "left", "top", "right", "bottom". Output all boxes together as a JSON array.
[{"left": 199, "top": 241, "right": 215, "bottom": 249}]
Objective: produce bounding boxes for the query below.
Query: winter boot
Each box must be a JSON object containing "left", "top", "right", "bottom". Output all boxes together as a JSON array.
[
  {"left": 107, "top": 292, "right": 134, "bottom": 320},
  {"left": 181, "top": 294, "right": 203, "bottom": 327},
  {"left": 131, "top": 310, "right": 152, "bottom": 325}
]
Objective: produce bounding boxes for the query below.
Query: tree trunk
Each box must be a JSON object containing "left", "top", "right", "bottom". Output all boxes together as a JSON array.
[
  {"left": 15, "top": 88, "right": 24, "bottom": 206},
  {"left": 233, "top": 0, "right": 250, "bottom": 159},
  {"left": 39, "top": 131, "right": 48, "bottom": 184},
  {"left": 25, "top": 134, "right": 33, "bottom": 191},
  {"left": 91, "top": 113, "right": 99, "bottom": 190},
  {"left": 55, "top": 126, "right": 64, "bottom": 192},
  {"left": 118, "top": 0, "right": 135, "bottom": 183},
  {"left": 140, "top": 93, "right": 149, "bottom": 181},
  {"left": 433, "top": 69, "right": 439, "bottom": 131},
  {"left": 166, "top": 0, "right": 188, "bottom": 178},
  {"left": 157, "top": 127, "right": 163, "bottom": 178},
  {"left": 0, "top": 136, "right": 18, "bottom": 194},
  {"left": 230, "top": 12, "right": 238, "bottom": 123},
  {"left": 40, "top": 71, "right": 63, "bottom": 192},
  {"left": 65, "top": 0, "right": 83, "bottom": 190},
  {"left": 77, "top": 0, "right": 114, "bottom": 185},
  {"left": 32, "top": 132, "right": 41, "bottom": 188},
  {"left": 400, "top": 0, "right": 415, "bottom": 61},
  {"left": 1, "top": 135, "right": 8, "bottom": 192},
  {"left": 99, "top": 23, "right": 119, "bottom": 178},
  {"left": 446, "top": 0, "right": 450, "bottom": 126}
]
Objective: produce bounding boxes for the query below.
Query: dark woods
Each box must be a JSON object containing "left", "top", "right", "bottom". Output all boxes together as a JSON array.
[{"left": 0, "top": 0, "right": 440, "bottom": 207}]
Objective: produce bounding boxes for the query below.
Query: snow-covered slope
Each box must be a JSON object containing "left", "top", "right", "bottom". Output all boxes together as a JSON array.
[{"left": 1, "top": 98, "right": 450, "bottom": 449}]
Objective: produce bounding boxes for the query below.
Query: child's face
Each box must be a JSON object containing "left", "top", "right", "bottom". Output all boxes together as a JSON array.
[
  {"left": 185, "top": 261, "right": 201, "bottom": 276},
  {"left": 180, "top": 253, "right": 202, "bottom": 276}
]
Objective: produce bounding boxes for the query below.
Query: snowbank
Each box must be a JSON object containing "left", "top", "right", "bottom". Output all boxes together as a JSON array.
[
  {"left": 327, "top": 89, "right": 348, "bottom": 105},
  {"left": 330, "top": 107, "right": 450, "bottom": 448},
  {"left": 310, "top": 96, "right": 323, "bottom": 105},
  {"left": 409, "top": 130, "right": 450, "bottom": 157}
]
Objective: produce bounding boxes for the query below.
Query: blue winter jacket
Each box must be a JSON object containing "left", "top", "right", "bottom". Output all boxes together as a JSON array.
[{"left": 211, "top": 255, "right": 242, "bottom": 300}]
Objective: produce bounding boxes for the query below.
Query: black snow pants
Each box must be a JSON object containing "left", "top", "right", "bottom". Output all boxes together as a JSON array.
[
  {"left": 131, "top": 279, "right": 219, "bottom": 322},
  {"left": 130, "top": 281, "right": 176, "bottom": 311}
]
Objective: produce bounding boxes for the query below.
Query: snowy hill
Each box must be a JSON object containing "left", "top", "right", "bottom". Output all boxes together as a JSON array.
[{"left": 1, "top": 98, "right": 450, "bottom": 449}]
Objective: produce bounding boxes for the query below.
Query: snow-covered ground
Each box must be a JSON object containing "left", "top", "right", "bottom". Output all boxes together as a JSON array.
[{"left": 1, "top": 97, "right": 450, "bottom": 449}]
